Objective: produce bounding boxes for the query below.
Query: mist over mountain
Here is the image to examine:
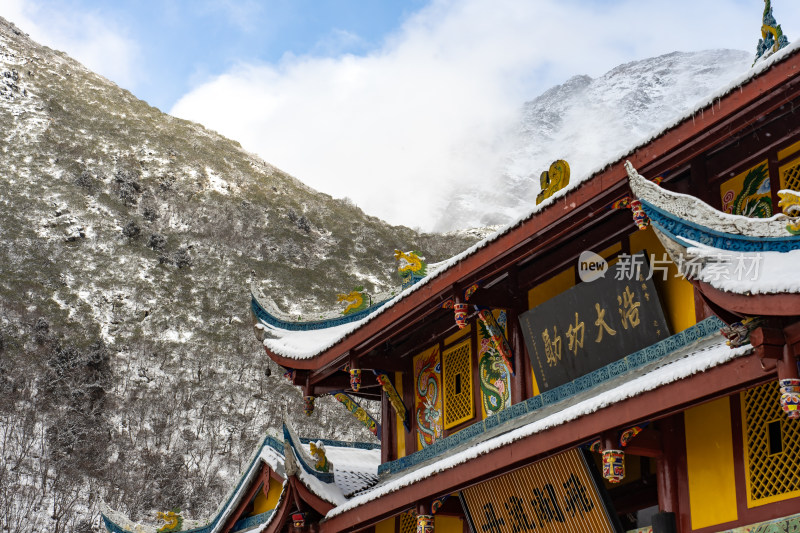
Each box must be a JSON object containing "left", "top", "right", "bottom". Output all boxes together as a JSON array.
[
  {"left": 0, "top": 14, "right": 754, "bottom": 533},
  {"left": 435, "top": 49, "right": 752, "bottom": 230}
]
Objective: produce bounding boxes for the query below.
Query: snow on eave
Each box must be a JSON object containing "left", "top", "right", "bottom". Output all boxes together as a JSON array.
[
  {"left": 209, "top": 447, "right": 285, "bottom": 533},
  {"left": 293, "top": 464, "right": 348, "bottom": 507},
  {"left": 626, "top": 160, "right": 795, "bottom": 236},
  {"left": 283, "top": 440, "right": 348, "bottom": 507},
  {"left": 683, "top": 238, "right": 800, "bottom": 295},
  {"left": 260, "top": 42, "right": 800, "bottom": 362},
  {"left": 325, "top": 339, "right": 752, "bottom": 519}
]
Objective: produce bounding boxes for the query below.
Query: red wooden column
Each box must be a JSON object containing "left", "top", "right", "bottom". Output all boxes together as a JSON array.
[
  {"left": 653, "top": 416, "right": 680, "bottom": 533},
  {"left": 381, "top": 388, "right": 393, "bottom": 464},
  {"left": 656, "top": 416, "right": 680, "bottom": 513},
  {"left": 508, "top": 306, "right": 527, "bottom": 404},
  {"left": 509, "top": 268, "right": 529, "bottom": 403}
]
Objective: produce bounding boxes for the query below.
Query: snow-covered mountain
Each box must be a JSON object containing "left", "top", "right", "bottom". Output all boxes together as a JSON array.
[{"left": 435, "top": 49, "right": 753, "bottom": 230}]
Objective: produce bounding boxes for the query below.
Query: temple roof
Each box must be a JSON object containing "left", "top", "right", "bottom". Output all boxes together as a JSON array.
[
  {"left": 626, "top": 161, "right": 796, "bottom": 240},
  {"left": 253, "top": 41, "right": 800, "bottom": 366},
  {"left": 626, "top": 162, "right": 800, "bottom": 306}
]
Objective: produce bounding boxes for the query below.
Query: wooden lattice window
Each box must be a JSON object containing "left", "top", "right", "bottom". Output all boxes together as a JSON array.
[
  {"left": 780, "top": 156, "right": 800, "bottom": 191},
  {"left": 398, "top": 511, "right": 417, "bottom": 533},
  {"left": 443, "top": 339, "right": 474, "bottom": 429},
  {"left": 741, "top": 382, "right": 800, "bottom": 506}
]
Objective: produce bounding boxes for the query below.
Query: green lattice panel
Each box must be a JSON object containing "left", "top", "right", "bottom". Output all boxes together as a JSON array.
[
  {"left": 742, "top": 381, "right": 800, "bottom": 506},
  {"left": 443, "top": 340, "right": 474, "bottom": 429}
]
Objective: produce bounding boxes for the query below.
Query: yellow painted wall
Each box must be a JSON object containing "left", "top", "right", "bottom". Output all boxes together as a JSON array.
[
  {"left": 778, "top": 138, "right": 800, "bottom": 161},
  {"left": 435, "top": 514, "right": 464, "bottom": 532},
  {"left": 375, "top": 517, "right": 395, "bottom": 533},
  {"left": 444, "top": 324, "right": 470, "bottom": 346},
  {"left": 599, "top": 241, "right": 623, "bottom": 263},
  {"left": 527, "top": 266, "right": 575, "bottom": 310},
  {"left": 252, "top": 477, "right": 283, "bottom": 514},
  {"left": 395, "top": 371, "right": 406, "bottom": 458},
  {"left": 629, "top": 228, "right": 695, "bottom": 334},
  {"left": 684, "top": 398, "right": 738, "bottom": 530}
]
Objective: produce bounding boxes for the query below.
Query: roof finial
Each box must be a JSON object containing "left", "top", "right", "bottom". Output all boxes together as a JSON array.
[{"left": 754, "top": 0, "right": 790, "bottom": 65}]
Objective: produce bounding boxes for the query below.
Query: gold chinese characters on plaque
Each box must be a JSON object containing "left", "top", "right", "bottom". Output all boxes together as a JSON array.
[{"left": 461, "top": 448, "right": 618, "bottom": 533}]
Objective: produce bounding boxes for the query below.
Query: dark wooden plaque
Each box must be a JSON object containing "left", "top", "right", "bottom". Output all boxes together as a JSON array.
[{"left": 519, "top": 254, "right": 669, "bottom": 392}]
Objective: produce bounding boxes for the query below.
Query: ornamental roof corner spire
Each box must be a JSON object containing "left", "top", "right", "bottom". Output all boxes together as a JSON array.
[{"left": 754, "top": 0, "right": 790, "bottom": 64}]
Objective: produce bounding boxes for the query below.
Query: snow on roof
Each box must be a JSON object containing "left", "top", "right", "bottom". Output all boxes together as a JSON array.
[
  {"left": 626, "top": 161, "right": 794, "bottom": 238},
  {"left": 208, "top": 446, "right": 286, "bottom": 533},
  {"left": 256, "top": 259, "right": 456, "bottom": 359},
  {"left": 100, "top": 443, "right": 287, "bottom": 533},
  {"left": 684, "top": 238, "right": 800, "bottom": 294},
  {"left": 257, "top": 41, "right": 800, "bottom": 362},
  {"left": 325, "top": 334, "right": 751, "bottom": 518},
  {"left": 327, "top": 445, "right": 381, "bottom": 497},
  {"left": 324, "top": 444, "right": 381, "bottom": 471},
  {"left": 283, "top": 423, "right": 383, "bottom": 505},
  {"left": 298, "top": 443, "right": 381, "bottom": 501},
  {"left": 289, "top": 448, "right": 348, "bottom": 507}
]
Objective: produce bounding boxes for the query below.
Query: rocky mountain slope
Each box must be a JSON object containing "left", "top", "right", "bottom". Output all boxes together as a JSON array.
[
  {"left": 436, "top": 49, "right": 753, "bottom": 230},
  {"left": 0, "top": 17, "right": 481, "bottom": 532}
]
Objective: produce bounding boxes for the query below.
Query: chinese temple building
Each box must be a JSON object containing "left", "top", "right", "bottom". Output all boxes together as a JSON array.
[{"left": 103, "top": 7, "right": 800, "bottom": 533}]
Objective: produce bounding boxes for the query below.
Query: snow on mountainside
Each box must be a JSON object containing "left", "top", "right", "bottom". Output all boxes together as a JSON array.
[
  {"left": 0, "top": 17, "right": 479, "bottom": 533},
  {"left": 436, "top": 49, "right": 753, "bottom": 230}
]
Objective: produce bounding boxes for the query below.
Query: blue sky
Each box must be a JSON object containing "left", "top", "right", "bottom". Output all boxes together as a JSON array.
[
  {"left": 2, "top": 0, "right": 428, "bottom": 110},
  {"left": 2, "top": 0, "right": 799, "bottom": 229}
]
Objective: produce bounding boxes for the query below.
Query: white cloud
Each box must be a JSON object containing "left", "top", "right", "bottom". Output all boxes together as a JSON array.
[
  {"left": 0, "top": 0, "right": 141, "bottom": 90},
  {"left": 172, "top": 0, "right": 769, "bottom": 230}
]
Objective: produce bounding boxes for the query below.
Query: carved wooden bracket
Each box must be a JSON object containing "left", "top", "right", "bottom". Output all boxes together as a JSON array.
[{"left": 749, "top": 324, "right": 800, "bottom": 379}]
